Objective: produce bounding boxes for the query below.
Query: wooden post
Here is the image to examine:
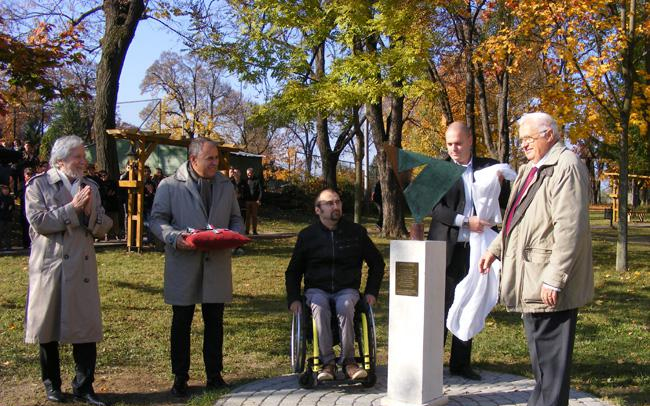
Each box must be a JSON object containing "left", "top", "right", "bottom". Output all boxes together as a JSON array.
[{"left": 108, "top": 129, "right": 242, "bottom": 252}]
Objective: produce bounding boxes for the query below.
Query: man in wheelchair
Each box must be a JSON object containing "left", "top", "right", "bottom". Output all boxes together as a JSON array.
[{"left": 285, "top": 188, "right": 385, "bottom": 382}]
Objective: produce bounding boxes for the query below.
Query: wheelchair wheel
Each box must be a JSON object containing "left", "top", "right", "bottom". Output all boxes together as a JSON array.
[
  {"left": 359, "top": 304, "right": 377, "bottom": 388},
  {"left": 290, "top": 312, "right": 306, "bottom": 373},
  {"left": 299, "top": 369, "right": 316, "bottom": 388}
]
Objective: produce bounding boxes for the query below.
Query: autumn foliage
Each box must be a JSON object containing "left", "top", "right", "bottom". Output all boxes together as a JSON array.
[{"left": 0, "top": 18, "right": 86, "bottom": 114}]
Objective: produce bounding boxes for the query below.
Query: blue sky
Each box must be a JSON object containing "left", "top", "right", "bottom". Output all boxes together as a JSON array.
[
  {"left": 116, "top": 18, "right": 261, "bottom": 128},
  {"left": 114, "top": 18, "right": 367, "bottom": 167},
  {"left": 116, "top": 19, "right": 184, "bottom": 126}
]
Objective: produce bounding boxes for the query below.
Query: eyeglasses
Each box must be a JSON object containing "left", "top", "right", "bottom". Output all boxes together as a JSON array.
[
  {"left": 517, "top": 128, "right": 549, "bottom": 146},
  {"left": 318, "top": 199, "right": 342, "bottom": 208}
]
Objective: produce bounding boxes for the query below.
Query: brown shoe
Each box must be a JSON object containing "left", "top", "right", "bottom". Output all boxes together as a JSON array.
[
  {"left": 345, "top": 363, "right": 368, "bottom": 380},
  {"left": 317, "top": 363, "right": 336, "bottom": 381}
]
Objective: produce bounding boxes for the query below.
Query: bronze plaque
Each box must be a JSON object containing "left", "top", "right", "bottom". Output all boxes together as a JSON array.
[{"left": 395, "top": 261, "right": 419, "bottom": 296}]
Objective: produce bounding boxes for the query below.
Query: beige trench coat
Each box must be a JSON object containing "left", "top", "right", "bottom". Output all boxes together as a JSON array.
[
  {"left": 24, "top": 169, "right": 113, "bottom": 344},
  {"left": 150, "top": 162, "right": 244, "bottom": 306},
  {"left": 487, "top": 142, "right": 593, "bottom": 313}
]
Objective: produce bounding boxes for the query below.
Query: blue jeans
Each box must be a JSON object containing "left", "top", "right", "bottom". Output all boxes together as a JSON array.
[{"left": 305, "top": 288, "right": 359, "bottom": 365}]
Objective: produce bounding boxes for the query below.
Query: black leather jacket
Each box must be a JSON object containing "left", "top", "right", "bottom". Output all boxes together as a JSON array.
[{"left": 285, "top": 218, "right": 385, "bottom": 307}]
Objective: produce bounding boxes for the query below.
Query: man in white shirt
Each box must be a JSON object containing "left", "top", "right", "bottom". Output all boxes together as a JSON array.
[{"left": 427, "top": 122, "right": 507, "bottom": 380}]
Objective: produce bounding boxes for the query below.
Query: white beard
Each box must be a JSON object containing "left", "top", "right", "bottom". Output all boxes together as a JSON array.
[{"left": 60, "top": 167, "right": 84, "bottom": 180}]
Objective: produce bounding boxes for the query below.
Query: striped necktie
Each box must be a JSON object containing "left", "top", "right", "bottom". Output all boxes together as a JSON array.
[{"left": 504, "top": 167, "right": 538, "bottom": 235}]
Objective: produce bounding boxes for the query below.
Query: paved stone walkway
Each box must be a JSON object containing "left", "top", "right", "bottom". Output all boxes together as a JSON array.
[{"left": 215, "top": 366, "right": 612, "bottom": 406}]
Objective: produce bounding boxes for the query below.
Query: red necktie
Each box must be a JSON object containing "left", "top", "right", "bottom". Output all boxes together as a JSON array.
[{"left": 504, "top": 167, "right": 538, "bottom": 235}]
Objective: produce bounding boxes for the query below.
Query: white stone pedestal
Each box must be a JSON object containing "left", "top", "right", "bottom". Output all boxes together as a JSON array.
[{"left": 382, "top": 240, "right": 447, "bottom": 406}]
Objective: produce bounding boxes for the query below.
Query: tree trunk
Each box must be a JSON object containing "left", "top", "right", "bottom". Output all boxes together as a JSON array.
[
  {"left": 617, "top": 123, "right": 630, "bottom": 272},
  {"left": 476, "top": 64, "right": 497, "bottom": 159},
  {"left": 93, "top": 0, "right": 145, "bottom": 178},
  {"left": 366, "top": 101, "right": 404, "bottom": 238},
  {"left": 616, "top": 0, "right": 636, "bottom": 273},
  {"left": 636, "top": 20, "right": 650, "bottom": 209},
  {"left": 303, "top": 124, "right": 314, "bottom": 178},
  {"left": 426, "top": 60, "right": 454, "bottom": 125},
  {"left": 353, "top": 107, "right": 364, "bottom": 223},
  {"left": 462, "top": 12, "right": 476, "bottom": 153},
  {"left": 585, "top": 156, "right": 597, "bottom": 204},
  {"left": 496, "top": 62, "right": 511, "bottom": 163},
  {"left": 315, "top": 112, "right": 336, "bottom": 188},
  {"left": 312, "top": 41, "right": 337, "bottom": 189},
  {"left": 363, "top": 27, "right": 407, "bottom": 238},
  {"left": 387, "top": 93, "right": 407, "bottom": 235},
  {"left": 596, "top": 161, "right": 605, "bottom": 205}
]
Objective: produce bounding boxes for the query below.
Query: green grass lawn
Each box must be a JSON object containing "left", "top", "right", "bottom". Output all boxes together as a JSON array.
[{"left": 0, "top": 212, "right": 648, "bottom": 406}]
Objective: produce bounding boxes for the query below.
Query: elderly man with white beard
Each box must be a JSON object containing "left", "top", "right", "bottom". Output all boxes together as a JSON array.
[{"left": 24, "top": 135, "right": 113, "bottom": 406}]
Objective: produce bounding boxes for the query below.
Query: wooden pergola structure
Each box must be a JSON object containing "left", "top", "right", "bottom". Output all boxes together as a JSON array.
[
  {"left": 603, "top": 172, "right": 650, "bottom": 225},
  {"left": 107, "top": 129, "right": 241, "bottom": 252}
]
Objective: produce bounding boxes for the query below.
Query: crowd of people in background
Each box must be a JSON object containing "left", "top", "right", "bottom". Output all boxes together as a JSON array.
[
  {"left": 0, "top": 138, "right": 173, "bottom": 250},
  {"left": 1, "top": 139, "right": 50, "bottom": 250},
  {"left": 1, "top": 136, "right": 265, "bottom": 251},
  {"left": 228, "top": 166, "right": 264, "bottom": 235}
]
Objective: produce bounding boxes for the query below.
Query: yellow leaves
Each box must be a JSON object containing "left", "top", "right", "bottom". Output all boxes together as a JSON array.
[
  {"left": 27, "top": 22, "right": 52, "bottom": 46},
  {"left": 586, "top": 112, "right": 600, "bottom": 124},
  {"left": 629, "top": 113, "right": 647, "bottom": 138},
  {"left": 564, "top": 34, "right": 579, "bottom": 50},
  {"left": 643, "top": 83, "right": 650, "bottom": 100},
  {"left": 402, "top": 99, "right": 446, "bottom": 157}
]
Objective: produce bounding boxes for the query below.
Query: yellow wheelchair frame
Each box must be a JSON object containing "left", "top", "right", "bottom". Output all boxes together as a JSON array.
[{"left": 290, "top": 297, "right": 377, "bottom": 388}]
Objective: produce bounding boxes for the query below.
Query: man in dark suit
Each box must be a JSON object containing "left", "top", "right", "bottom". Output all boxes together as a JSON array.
[{"left": 427, "top": 122, "right": 507, "bottom": 380}]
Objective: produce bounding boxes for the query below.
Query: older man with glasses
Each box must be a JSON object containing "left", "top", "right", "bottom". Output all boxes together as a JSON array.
[
  {"left": 285, "top": 188, "right": 385, "bottom": 382},
  {"left": 479, "top": 112, "right": 593, "bottom": 406}
]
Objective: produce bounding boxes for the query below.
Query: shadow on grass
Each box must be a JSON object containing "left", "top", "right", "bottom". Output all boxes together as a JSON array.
[
  {"left": 585, "top": 281, "right": 650, "bottom": 325},
  {"left": 0, "top": 301, "right": 24, "bottom": 309},
  {"left": 486, "top": 308, "right": 523, "bottom": 326},
  {"left": 571, "top": 360, "right": 649, "bottom": 405},
  {"left": 231, "top": 292, "right": 286, "bottom": 311},
  {"left": 4, "top": 352, "right": 38, "bottom": 370},
  {"left": 591, "top": 230, "right": 650, "bottom": 244},
  {"left": 110, "top": 280, "right": 162, "bottom": 296},
  {"left": 240, "top": 243, "right": 295, "bottom": 259}
]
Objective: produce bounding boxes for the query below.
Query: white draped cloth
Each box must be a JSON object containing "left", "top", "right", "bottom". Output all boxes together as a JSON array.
[{"left": 446, "top": 163, "right": 517, "bottom": 341}]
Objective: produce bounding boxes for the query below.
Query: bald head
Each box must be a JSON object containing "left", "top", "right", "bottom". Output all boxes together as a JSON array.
[
  {"left": 446, "top": 122, "right": 470, "bottom": 137},
  {"left": 445, "top": 121, "right": 472, "bottom": 164}
]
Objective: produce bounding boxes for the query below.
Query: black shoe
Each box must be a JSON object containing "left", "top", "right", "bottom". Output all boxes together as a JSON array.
[
  {"left": 170, "top": 377, "right": 189, "bottom": 397},
  {"left": 206, "top": 374, "right": 230, "bottom": 391},
  {"left": 73, "top": 391, "right": 106, "bottom": 406},
  {"left": 45, "top": 387, "right": 65, "bottom": 403},
  {"left": 450, "top": 366, "right": 481, "bottom": 380}
]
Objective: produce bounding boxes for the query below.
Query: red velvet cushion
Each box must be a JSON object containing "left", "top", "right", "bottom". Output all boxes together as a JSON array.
[{"left": 185, "top": 228, "right": 251, "bottom": 251}]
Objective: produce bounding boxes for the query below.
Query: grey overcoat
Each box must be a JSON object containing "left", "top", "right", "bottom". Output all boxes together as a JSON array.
[
  {"left": 24, "top": 169, "right": 113, "bottom": 344},
  {"left": 150, "top": 162, "right": 244, "bottom": 305}
]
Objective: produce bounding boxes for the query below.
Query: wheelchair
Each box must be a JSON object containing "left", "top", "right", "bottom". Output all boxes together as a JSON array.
[{"left": 290, "top": 295, "right": 378, "bottom": 388}]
